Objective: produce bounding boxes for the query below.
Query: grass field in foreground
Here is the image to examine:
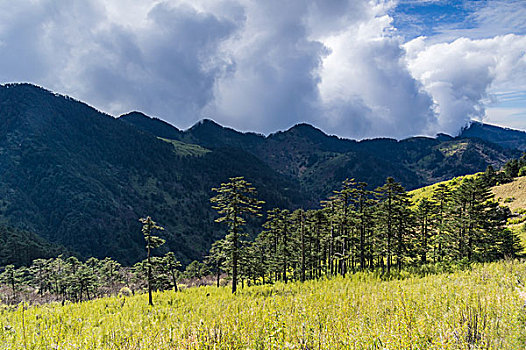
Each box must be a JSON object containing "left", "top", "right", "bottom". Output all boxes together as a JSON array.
[{"left": 1, "top": 261, "right": 526, "bottom": 349}]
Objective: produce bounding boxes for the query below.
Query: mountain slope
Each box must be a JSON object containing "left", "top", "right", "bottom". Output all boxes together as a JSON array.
[
  {"left": 492, "top": 176, "right": 526, "bottom": 213},
  {"left": 0, "top": 223, "right": 67, "bottom": 266},
  {"left": 119, "top": 111, "right": 184, "bottom": 140},
  {"left": 0, "top": 84, "right": 304, "bottom": 264},
  {"left": 0, "top": 83, "right": 522, "bottom": 265}
]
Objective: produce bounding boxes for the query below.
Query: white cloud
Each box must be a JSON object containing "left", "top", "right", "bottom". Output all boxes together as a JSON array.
[
  {"left": 206, "top": 0, "right": 440, "bottom": 138},
  {"left": 316, "top": 3, "right": 436, "bottom": 139},
  {"left": 205, "top": 0, "right": 327, "bottom": 133},
  {"left": 434, "top": 0, "right": 526, "bottom": 41},
  {"left": 0, "top": 0, "right": 239, "bottom": 128},
  {"left": 405, "top": 34, "right": 526, "bottom": 135}
]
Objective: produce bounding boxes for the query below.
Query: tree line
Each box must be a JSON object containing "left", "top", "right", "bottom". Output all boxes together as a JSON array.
[
  {"left": 208, "top": 170, "right": 521, "bottom": 293},
  {"left": 0, "top": 216, "right": 222, "bottom": 305},
  {"left": 0, "top": 252, "right": 183, "bottom": 305}
]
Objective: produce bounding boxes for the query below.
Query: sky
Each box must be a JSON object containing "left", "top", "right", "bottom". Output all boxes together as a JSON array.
[{"left": 0, "top": 0, "right": 525, "bottom": 139}]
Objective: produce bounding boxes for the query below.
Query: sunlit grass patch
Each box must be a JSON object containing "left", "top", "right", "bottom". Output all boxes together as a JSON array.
[{"left": 1, "top": 260, "right": 526, "bottom": 349}]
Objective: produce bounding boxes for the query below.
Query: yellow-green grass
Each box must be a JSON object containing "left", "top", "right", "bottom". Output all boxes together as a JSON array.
[
  {"left": 492, "top": 177, "right": 526, "bottom": 213},
  {"left": 409, "top": 173, "right": 480, "bottom": 205},
  {"left": 2, "top": 261, "right": 526, "bottom": 349}
]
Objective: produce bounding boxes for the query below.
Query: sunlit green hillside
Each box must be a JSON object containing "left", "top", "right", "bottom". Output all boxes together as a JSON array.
[
  {"left": 2, "top": 261, "right": 526, "bottom": 349},
  {"left": 159, "top": 137, "right": 210, "bottom": 157},
  {"left": 409, "top": 173, "right": 480, "bottom": 204},
  {"left": 409, "top": 173, "right": 526, "bottom": 214}
]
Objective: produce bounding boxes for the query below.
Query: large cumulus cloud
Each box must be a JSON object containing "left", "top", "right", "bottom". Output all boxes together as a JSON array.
[
  {"left": 0, "top": 0, "right": 525, "bottom": 138},
  {"left": 315, "top": 3, "right": 436, "bottom": 138}
]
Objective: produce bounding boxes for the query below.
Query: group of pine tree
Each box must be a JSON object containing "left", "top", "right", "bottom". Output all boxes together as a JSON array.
[
  {"left": 207, "top": 169, "right": 521, "bottom": 294},
  {"left": 1, "top": 156, "right": 525, "bottom": 303}
]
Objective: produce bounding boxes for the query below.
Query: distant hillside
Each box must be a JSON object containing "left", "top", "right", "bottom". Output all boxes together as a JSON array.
[
  {"left": 409, "top": 172, "right": 526, "bottom": 217},
  {"left": 0, "top": 224, "right": 67, "bottom": 266},
  {"left": 408, "top": 173, "right": 479, "bottom": 204},
  {"left": 460, "top": 121, "right": 526, "bottom": 151},
  {"left": 121, "top": 113, "right": 520, "bottom": 197},
  {"left": 492, "top": 177, "right": 526, "bottom": 213}
]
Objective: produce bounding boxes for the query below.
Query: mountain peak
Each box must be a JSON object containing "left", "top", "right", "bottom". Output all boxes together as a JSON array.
[
  {"left": 287, "top": 123, "right": 326, "bottom": 136},
  {"left": 188, "top": 118, "right": 224, "bottom": 131},
  {"left": 0, "top": 83, "right": 79, "bottom": 103},
  {"left": 185, "top": 118, "right": 265, "bottom": 149},
  {"left": 119, "top": 111, "right": 151, "bottom": 120},
  {"left": 119, "top": 111, "right": 182, "bottom": 140},
  {"left": 436, "top": 133, "right": 454, "bottom": 141},
  {"left": 1, "top": 82, "right": 45, "bottom": 91}
]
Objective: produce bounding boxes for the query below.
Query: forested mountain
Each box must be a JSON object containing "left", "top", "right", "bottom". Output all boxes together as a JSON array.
[
  {"left": 121, "top": 111, "right": 521, "bottom": 200},
  {"left": 460, "top": 121, "right": 526, "bottom": 151},
  {"left": 0, "top": 83, "right": 522, "bottom": 265}
]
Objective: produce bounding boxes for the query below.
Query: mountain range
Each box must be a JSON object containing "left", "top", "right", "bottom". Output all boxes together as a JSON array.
[{"left": 0, "top": 83, "right": 523, "bottom": 265}]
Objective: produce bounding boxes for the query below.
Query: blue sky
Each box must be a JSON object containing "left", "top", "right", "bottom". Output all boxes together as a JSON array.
[
  {"left": 0, "top": 0, "right": 525, "bottom": 139},
  {"left": 393, "top": 0, "right": 473, "bottom": 39}
]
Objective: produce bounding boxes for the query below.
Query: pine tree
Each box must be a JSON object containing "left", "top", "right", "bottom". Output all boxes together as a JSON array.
[
  {"left": 205, "top": 240, "right": 226, "bottom": 287},
  {"left": 210, "top": 177, "right": 263, "bottom": 293},
  {"left": 277, "top": 209, "right": 291, "bottom": 283},
  {"left": 449, "top": 176, "right": 507, "bottom": 262},
  {"left": 328, "top": 178, "right": 357, "bottom": 275},
  {"left": 30, "top": 258, "right": 52, "bottom": 296},
  {"left": 261, "top": 208, "right": 284, "bottom": 283},
  {"left": 291, "top": 209, "right": 307, "bottom": 282},
  {"left": 163, "top": 252, "right": 181, "bottom": 292},
  {"left": 375, "top": 177, "right": 410, "bottom": 273},
  {"left": 354, "top": 182, "right": 375, "bottom": 270},
  {"left": 431, "top": 183, "right": 452, "bottom": 261},
  {"left": 139, "top": 216, "right": 165, "bottom": 306},
  {"left": 1, "top": 265, "right": 20, "bottom": 302},
  {"left": 309, "top": 209, "right": 328, "bottom": 278},
  {"left": 415, "top": 198, "right": 435, "bottom": 264}
]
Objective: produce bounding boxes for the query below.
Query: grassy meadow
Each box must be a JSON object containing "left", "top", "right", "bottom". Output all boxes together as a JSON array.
[
  {"left": 2, "top": 260, "right": 526, "bottom": 349},
  {"left": 408, "top": 173, "right": 479, "bottom": 205}
]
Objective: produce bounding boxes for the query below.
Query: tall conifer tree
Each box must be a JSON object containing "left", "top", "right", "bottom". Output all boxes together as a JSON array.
[
  {"left": 139, "top": 216, "right": 165, "bottom": 306},
  {"left": 211, "top": 177, "right": 263, "bottom": 293}
]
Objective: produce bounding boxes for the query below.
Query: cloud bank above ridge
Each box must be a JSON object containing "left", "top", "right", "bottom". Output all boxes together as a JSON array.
[{"left": 0, "top": 0, "right": 525, "bottom": 139}]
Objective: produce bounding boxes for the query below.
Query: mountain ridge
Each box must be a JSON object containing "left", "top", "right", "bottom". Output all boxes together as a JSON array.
[
  {"left": 459, "top": 121, "right": 526, "bottom": 151},
  {"left": 120, "top": 109, "right": 522, "bottom": 192}
]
